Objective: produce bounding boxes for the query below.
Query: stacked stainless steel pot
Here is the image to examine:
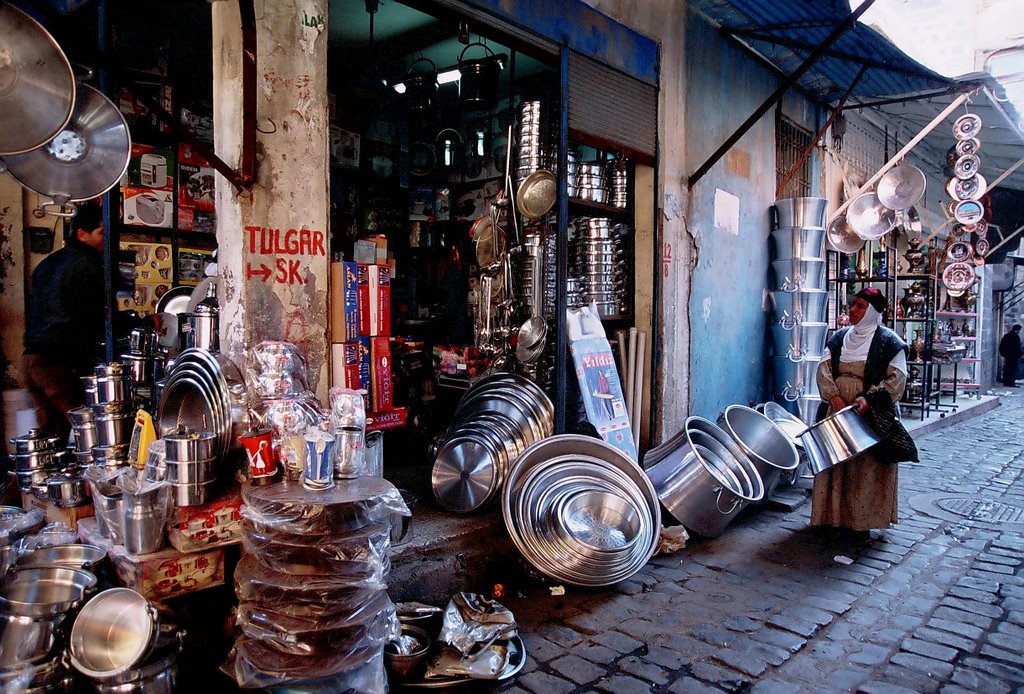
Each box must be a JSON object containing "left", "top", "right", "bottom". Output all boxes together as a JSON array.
[
  {"left": 90, "top": 362, "right": 136, "bottom": 468},
  {"left": 570, "top": 218, "right": 629, "bottom": 318},
  {"left": 514, "top": 234, "right": 545, "bottom": 320},
  {"left": 230, "top": 478, "right": 407, "bottom": 690},
  {"left": 515, "top": 100, "right": 554, "bottom": 185},
  {"left": 769, "top": 198, "right": 829, "bottom": 424},
  {"left": 432, "top": 373, "right": 554, "bottom": 513},
  {"left": 608, "top": 160, "right": 629, "bottom": 209},
  {"left": 502, "top": 435, "right": 661, "bottom": 587},
  {"left": 574, "top": 161, "right": 607, "bottom": 203},
  {"left": 152, "top": 431, "right": 216, "bottom": 508},
  {"left": 121, "top": 326, "right": 163, "bottom": 414},
  {"left": 9, "top": 428, "right": 65, "bottom": 500}
]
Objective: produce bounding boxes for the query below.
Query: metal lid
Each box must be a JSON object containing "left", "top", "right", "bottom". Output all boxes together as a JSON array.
[
  {"left": 9, "top": 428, "right": 61, "bottom": 454},
  {"left": 431, "top": 434, "right": 499, "bottom": 513}
]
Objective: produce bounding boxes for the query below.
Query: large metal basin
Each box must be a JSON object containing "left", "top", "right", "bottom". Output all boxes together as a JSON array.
[
  {"left": 771, "top": 258, "right": 827, "bottom": 292},
  {"left": 770, "top": 322, "right": 828, "bottom": 362},
  {"left": 770, "top": 356, "right": 821, "bottom": 401},
  {"left": 771, "top": 227, "right": 826, "bottom": 260},
  {"left": 769, "top": 290, "right": 829, "bottom": 327},
  {"left": 799, "top": 406, "right": 881, "bottom": 474},
  {"left": 717, "top": 405, "right": 799, "bottom": 498}
]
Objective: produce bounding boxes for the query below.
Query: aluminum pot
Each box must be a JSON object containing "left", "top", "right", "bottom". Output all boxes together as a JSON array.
[
  {"left": 16, "top": 544, "right": 106, "bottom": 571},
  {"left": 92, "top": 443, "right": 130, "bottom": 464},
  {"left": 0, "top": 654, "right": 65, "bottom": 692},
  {"left": 94, "top": 413, "right": 133, "bottom": 447},
  {"left": 128, "top": 326, "right": 159, "bottom": 357},
  {"left": 163, "top": 457, "right": 216, "bottom": 484},
  {"left": 17, "top": 468, "right": 52, "bottom": 492},
  {"left": 121, "top": 354, "right": 162, "bottom": 384},
  {"left": 576, "top": 187, "right": 607, "bottom": 204},
  {"left": 771, "top": 258, "right": 826, "bottom": 292},
  {"left": 0, "top": 565, "right": 97, "bottom": 617},
  {"left": 770, "top": 356, "right": 821, "bottom": 400},
  {"left": 72, "top": 423, "right": 98, "bottom": 453},
  {"left": 643, "top": 417, "right": 764, "bottom": 538},
  {"left": 163, "top": 431, "right": 215, "bottom": 463},
  {"left": 0, "top": 611, "right": 64, "bottom": 667},
  {"left": 10, "top": 429, "right": 61, "bottom": 455},
  {"left": 82, "top": 375, "right": 98, "bottom": 406},
  {"left": 70, "top": 588, "right": 178, "bottom": 679},
  {"left": 799, "top": 405, "right": 881, "bottom": 474},
  {"left": 717, "top": 405, "right": 799, "bottom": 498},
  {"left": 169, "top": 480, "right": 216, "bottom": 507},
  {"left": 88, "top": 644, "right": 178, "bottom": 693},
  {"left": 771, "top": 227, "right": 826, "bottom": 260},
  {"left": 69, "top": 407, "right": 95, "bottom": 428},
  {"left": 14, "top": 449, "right": 57, "bottom": 472},
  {"left": 770, "top": 290, "right": 829, "bottom": 327},
  {"left": 95, "top": 363, "right": 127, "bottom": 379},
  {"left": 773, "top": 197, "right": 827, "bottom": 229},
  {"left": 123, "top": 508, "right": 166, "bottom": 555},
  {"left": 770, "top": 322, "right": 828, "bottom": 362},
  {"left": 95, "top": 375, "right": 132, "bottom": 405},
  {"left": 47, "top": 471, "right": 90, "bottom": 508}
]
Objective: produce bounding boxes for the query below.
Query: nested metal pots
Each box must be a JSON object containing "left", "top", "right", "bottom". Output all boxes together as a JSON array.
[
  {"left": 770, "top": 322, "right": 828, "bottom": 362},
  {"left": 771, "top": 227, "right": 826, "bottom": 260},
  {"left": 94, "top": 412, "right": 133, "bottom": 447},
  {"left": 769, "top": 290, "right": 829, "bottom": 327},
  {"left": 771, "top": 258, "right": 826, "bottom": 292},
  {"left": 771, "top": 356, "right": 821, "bottom": 403},
  {"left": 163, "top": 431, "right": 215, "bottom": 462},
  {"left": 95, "top": 374, "right": 133, "bottom": 405},
  {"left": 717, "top": 405, "right": 799, "bottom": 498},
  {"left": 773, "top": 197, "right": 827, "bottom": 229}
]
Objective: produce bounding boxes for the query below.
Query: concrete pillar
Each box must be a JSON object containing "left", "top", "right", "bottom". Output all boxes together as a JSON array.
[{"left": 212, "top": 0, "right": 330, "bottom": 400}]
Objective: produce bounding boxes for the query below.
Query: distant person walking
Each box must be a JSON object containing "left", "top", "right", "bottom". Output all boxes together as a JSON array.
[{"left": 999, "top": 324, "right": 1022, "bottom": 387}]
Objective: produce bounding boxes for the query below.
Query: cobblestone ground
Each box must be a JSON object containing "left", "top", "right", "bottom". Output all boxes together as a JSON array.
[{"left": 496, "top": 394, "right": 1024, "bottom": 694}]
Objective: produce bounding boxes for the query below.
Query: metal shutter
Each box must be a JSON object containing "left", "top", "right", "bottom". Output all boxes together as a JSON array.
[{"left": 568, "top": 52, "right": 657, "bottom": 158}]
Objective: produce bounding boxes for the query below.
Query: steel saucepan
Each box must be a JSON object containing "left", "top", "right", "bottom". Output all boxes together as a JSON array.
[
  {"left": 47, "top": 470, "right": 90, "bottom": 508},
  {"left": 771, "top": 227, "right": 826, "bottom": 260},
  {"left": 0, "top": 565, "right": 98, "bottom": 617}
]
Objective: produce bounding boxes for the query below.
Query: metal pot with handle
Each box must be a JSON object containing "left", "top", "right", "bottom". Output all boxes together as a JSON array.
[{"left": 458, "top": 42, "right": 501, "bottom": 110}]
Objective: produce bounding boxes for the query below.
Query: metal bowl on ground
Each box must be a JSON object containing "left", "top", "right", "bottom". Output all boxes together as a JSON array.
[
  {"left": 717, "top": 405, "right": 799, "bottom": 498},
  {"left": 0, "top": 565, "right": 97, "bottom": 617},
  {"left": 16, "top": 544, "right": 106, "bottom": 571},
  {"left": 384, "top": 623, "right": 431, "bottom": 680},
  {"left": 798, "top": 405, "right": 881, "bottom": 474},
  {"left": 552, "top": 488, "right": 642, "bottom": 554},
  {"left": 69, "top": 588, "right": 177, "bottom": 679},
  {"left": 774, "top": 197, "right": 827, "bottom": 229}
]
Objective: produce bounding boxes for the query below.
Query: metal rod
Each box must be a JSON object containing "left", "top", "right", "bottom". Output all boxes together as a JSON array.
[
  {"left": 555, "top": 46, "right": 570, "bottom": 435},
  {"left": 840, "top": 84, "right": 983, "bottom": 111},
  {"left": 777, "top": 64, "right": 867, "bottom": 198},
  {"left": 829, "top": 91, "right": 972, "bottom": 223},
  {"left": 689, "top": 0, "right": 879, "bottom": 188},
  {"left": 239, "top": 0, "right": 257, "bottom": 187},
  {"left": 986, "top": 221, "right": 1024, "bottom": 256},
  {"left": 98, "top": 0, "right": 115, "bottom": 364}
]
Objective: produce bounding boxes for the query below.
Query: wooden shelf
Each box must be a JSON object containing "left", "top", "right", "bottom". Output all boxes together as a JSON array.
[
  {"left": 898, "top": 274, "right": 934, "bottom": 280},
  {"left": 951, "top": 336, "right": 977, "bottom": 341},
  {"left": 941, "top": 382, "right": 980, "bottom": 388},
  {"left": 836, "top": 276, "right": 895, "bottom": 283},
  {"left": 895, "top": 317, "right": 931, "bottom": 322}
]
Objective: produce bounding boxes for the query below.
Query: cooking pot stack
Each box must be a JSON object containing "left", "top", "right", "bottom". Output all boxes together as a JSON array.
[
  {"left": 120, "top": 326, "right": 164, "bottom": 415},
  {"left": 229, "top": 478, "right": 409, "bottom": 691},
  {"left": 569, "top": 218, "right": 629, "bottom": 319},
  {"left": 769, "top": 198, "right": 829, "bottom": 424},
  {"left": 515, "top": 100, "right": 555, "bottom": 185},
  {"left": 86, "top": 362, "right": 137, "bottom": 468}
]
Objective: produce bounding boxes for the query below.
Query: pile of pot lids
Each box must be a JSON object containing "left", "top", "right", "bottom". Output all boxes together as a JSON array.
[
  {"left": 0, "top": 5, "right": 131, "bottom": 215},
  {"left": 431, "top": 373, "right": 553, "bottom": 513},
  {"left": 501, "top": 435, "right": 660, "bottom": 588}
]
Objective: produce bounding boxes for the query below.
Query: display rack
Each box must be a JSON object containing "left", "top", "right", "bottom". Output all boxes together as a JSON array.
[
  {"left": 934, "top": 276, "right": 985, "bottom": 400},
  {"left": 894, "top": 272, "right": 938, "bottom": 419}
]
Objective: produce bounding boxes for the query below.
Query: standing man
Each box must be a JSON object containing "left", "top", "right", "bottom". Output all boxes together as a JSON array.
[
  {"left": 998, "top": 324, "right": 1022, "bottom": 388},
  {"left": 22, "top": 201, "right": 106, "bottom": 441}
]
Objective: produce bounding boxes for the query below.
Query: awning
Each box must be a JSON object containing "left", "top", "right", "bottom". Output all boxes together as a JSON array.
[{"left": 689, "top": 0, "right": 956, "bottom": 103}]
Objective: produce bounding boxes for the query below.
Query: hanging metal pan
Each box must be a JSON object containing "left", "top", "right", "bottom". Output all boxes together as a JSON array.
[
  {"left": 826, "top": 215, "right": 864, "bottom": 254},
  {"left": 876, "top": 163, "right": 926, "bottom": 211},
  {"left": 847, "top": 192, "right": 896, "bottom": 240},
  {"left": 516, "top": 170, "right": 557, "bottom": 219},
  {"left": 0, "top": 3, "right": 76, "bottom": 156},
  {"left": 2, "top": 84, "right": 130, "bottom": 216}
]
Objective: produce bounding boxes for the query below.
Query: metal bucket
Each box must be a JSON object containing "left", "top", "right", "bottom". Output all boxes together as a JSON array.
[
  {"left": 643, "top": 417, "right": 764, "bottom": 538},
  {"left": 769, "top": 290, "right": 829, "bottom": 327},
  {"left": 770, "top": 322, "right": 828, "bottom": 362},
  {"left": 771, "top": 227, "right": 826, "bottom": 260},
  {"left": 773, "top": 197, "right": 828, "bottom": 229},
  {"left": 717, "top": 405, "right": 799, "bottom": 499}
]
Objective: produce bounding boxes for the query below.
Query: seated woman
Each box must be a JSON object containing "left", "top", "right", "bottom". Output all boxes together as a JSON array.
[{"left": 812, "top": 287, "right": 916, "bottom": 532}]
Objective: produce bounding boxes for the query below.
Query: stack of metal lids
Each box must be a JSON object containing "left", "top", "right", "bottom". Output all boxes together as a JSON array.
[
  {"left": 157, "top": 348, "right": 248, "bottom": 463},
  {"left": 501, "top": 435, "right": 660, "bottom": 587},
  {"left": 431, "top": 373, "right": 553, "bottom": 513}
]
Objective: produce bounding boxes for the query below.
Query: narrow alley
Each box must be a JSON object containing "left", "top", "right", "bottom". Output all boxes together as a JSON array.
[{"left": 496, "top": 395, "right": 1024, "bottom": 694}]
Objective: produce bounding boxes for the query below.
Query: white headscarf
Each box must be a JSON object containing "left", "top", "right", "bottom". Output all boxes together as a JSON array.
[{"left": 840, "top": 304, "right": 881, "bottom": 362}]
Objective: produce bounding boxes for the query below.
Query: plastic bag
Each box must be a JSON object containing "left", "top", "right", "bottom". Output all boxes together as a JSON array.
[
  {"left": 237, "top": 589, "right": 396, "bottom": 633},
  {"left": 234, "top": 554, "right": 387, "bottom": 606},
  {"left": 438, "top": 593, "right": 518, "bottom": 657},
  {"left": 238, "top": 603, "right": 398, "bottom": 657},
  {"left": 241, "top": 522, "right": 390, "bottom": 578},
  {"left": 226, "top": 644, "right": 386, "bottom": 692}
]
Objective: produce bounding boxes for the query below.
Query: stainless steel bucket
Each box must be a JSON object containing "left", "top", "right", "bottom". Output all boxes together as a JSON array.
[
  {"left": 94, "top": 413, "right": 133, "bottom": 447},
  {"left": 770, "top": 322, "right": 828, "bottom": 362},
  {"left": 769, "top": 290, "right": 829, "bottom": 327},
  {"left": 771, "top": 227, "right": 826, "bottom": 260},
  {"left": 771, "top": 258, "right": 827, "bottom": 292},
  {"left": 643, "top": 417, "right": 764, "bottom": 538},
  {"left": 717, "top": 405, "right": 799, "bottom": 498},
  {"left": 799, "top": 406, "right": 881, "bottom": 474},
  {"left": 773, "top": 197, "right": 828, "bottom": 229}
]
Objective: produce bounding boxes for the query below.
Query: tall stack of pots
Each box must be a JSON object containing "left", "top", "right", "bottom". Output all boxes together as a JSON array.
[
  {"left": 120, "top": 326, "right": 163, "bottom": 414},
  {"left": 90, "top": 362, "right": 136, "bottom": 468},
  {"left": 769, "top": 198, "right": 829, "bottom": 424},
  {"left": 9, "top": 429, "right": 65, "bottom": 500}
]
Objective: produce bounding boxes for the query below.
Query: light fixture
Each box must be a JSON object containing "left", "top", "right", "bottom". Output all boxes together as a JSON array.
[{"left": 437, "top": 69, "right": 461, "bottom": 85}]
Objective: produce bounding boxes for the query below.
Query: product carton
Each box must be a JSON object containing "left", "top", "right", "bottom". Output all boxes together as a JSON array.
[
  {"left": 122, "top": 187, "right": 173, "bottom": 228},
  {"left": 124, "top": 143, "right": 175, "bottom": 191},
  {"left": 370, "top": 336, "right": 393, "bottom": 411},
  {"left": 354, "top": 239, "right": 377, "bottom": 264},
  {"left": 357, "top": 263, "right": 371, "bottom": 336},
  {"left": 166, "top": 489, "right": 243, "bottom": 553},
  {"left": 368, "top": 264, "right": 391, "bottom": 336},
  {"left": 331, "top": 341, "right": 363, "bottom": 391},
  {"left": 367, "top": 407, "right": 407, "bottom": 432},
  {"left": 330, "top": 261, "right": 359, "bottom": 342},
  {"left": 177, "top": 143, "right": 216, "bottom": 233},
  {"left": 121, "top": 241, "right": 173, "bottom": 283},
  {"left": 356, "top": 336, "right": 372, "bottom": 393},
  {"left": 78, "top": 518, "right": 225, "bottom": 600}
]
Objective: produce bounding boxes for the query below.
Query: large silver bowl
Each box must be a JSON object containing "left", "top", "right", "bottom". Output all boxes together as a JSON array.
[
  {"left": 0, "top": 565, "right": 97, "bottom": 617},
  {"left": 718, "top": 405, "right": 799, "bottom": 498}
]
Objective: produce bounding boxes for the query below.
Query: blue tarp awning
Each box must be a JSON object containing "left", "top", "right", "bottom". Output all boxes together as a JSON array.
[{"left": 689, "top": 0, "right": 956, "bottom": 104}]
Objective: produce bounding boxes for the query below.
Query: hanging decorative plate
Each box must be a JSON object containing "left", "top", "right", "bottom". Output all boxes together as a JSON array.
[
  {"left": 974, "top": 238, "right": 990, "bottom": 256},
  {"left": 953, "top": 174, "right": 986, "bottom": 201},
  {"left": 942, "top": 261, "right": 976, "bottom": 292},
  {"left": 847, "top": 191, "right": 896, "bottom": 240},
  {"left": 877, "top": 163, "right": 927, "bottom": 210},
  {"left": 947, "top": 200, "right": 959, "bottom": 218},
  {"left": 952, "top": 113, "right": 983, "bottom": 141},
  {"left": 953, "top": 199, "right": 985, "bottom": 225},
  {"left": 950, "top": 224, "right": 967, "bottom": 239},
  {"left": 955, "top": 138, "right": 981, "bottom": 157},
  {"left": 947, "top": 241, "right": 973, "bottom": 262},
  {"left": 973, "top": 219, "right": 989, "bottom": 238},
  {"left": 953, "top": 154, "right": 981, "bottom": 180}
]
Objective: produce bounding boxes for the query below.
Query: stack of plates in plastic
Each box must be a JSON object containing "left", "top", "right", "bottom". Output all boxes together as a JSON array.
[{"left": 502, "top": 435, "right": 660, "bottom": 587}]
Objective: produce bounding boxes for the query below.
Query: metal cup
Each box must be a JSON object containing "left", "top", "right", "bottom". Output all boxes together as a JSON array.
[
  {"left": 333, "top": 426, "right": 367, "bottom": 479},
  {"left": 238, "top": 428, "right": 277, "bottom": 484}
]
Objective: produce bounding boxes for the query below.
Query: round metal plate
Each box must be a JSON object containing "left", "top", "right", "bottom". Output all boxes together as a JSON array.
[
  {"left": 826, "top": 215, "right": 865, "bottom": 254},
  {"left": 953, "top": 199, "right": 984, "bottom": 225},
  {"left": 942, "top": 261, "right": 976, "bottom": 292},
  {"left": 0, "top": 4, "right": 75, "bottom": 156},
  {"left": 848, "top": 192, "right": 896, "bottom": 240},
  {"left": 953, "top": 113, "right": 982, "bottom": 141},
  {"left": 2, "top": 84, "right": 130, "bottom": 203},
  {"left": 947, "top": 241, "right": 973, "bottom": 263},
  {"left": 876, "top": 163, "right": 926, "bottom": 211},
  {"left": 974, "top": 238, "right": 990, "bottom": 256},
  {"left": 953, "top": 154, "right": 981, "bottom": 180},
  {"left": 516, "top": 170, "right": 557, "bottom": 219},
  {"left": 432, "top": 434, "right": 499, "bottom": 513}
]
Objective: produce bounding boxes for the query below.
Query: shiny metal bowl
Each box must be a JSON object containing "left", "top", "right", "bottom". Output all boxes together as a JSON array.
[
  {"left": 16, "top": 544, "right": 106, "bottom": 571},
  {"left": 0, "top": 565, "right": 97, "bottom": 617}
]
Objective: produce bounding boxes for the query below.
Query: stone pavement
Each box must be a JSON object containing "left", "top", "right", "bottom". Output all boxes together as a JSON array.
[{"left": 492, "top": 394, "right": 1024, "bottom": 694}]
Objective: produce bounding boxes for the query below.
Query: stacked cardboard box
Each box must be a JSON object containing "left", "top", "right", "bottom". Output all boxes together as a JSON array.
[
  {"left": 122, "top": 143, "right": 175, "bottom": 229},
  {"left": 118, "top": 241, "right": 173, "bottom": 316},
  {"left": 177, "top": 143, "right": 216, "bottom": 233}
]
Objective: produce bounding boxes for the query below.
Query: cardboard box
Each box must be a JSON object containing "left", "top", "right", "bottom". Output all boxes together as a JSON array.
[
  {"left": 356, "top": 337, "right": 371, "bottom": 393},
  {"left": 122, "top": 187, "right": 173, "bottom": 228},
  {"left": 121, "top": 241, "right": 173, "bottom": 283},
  {"left": 177, "top": 247, "right": 215, "bottom": 286},
  {"left": 366, "top": 407, "right": 407, "bottom": 432},
  {"left": 177, "top": 144, "right": 216, "bottom": 233},
  {"left": 46, "top": 501, "right": 95, "bottom": 530},
  {"left": 370, "top": 336, "right": 393, "bottom": 411},
  {"left": 117, "top": 284, "right": 162, "bottom": 317},
  {"left": 78, "top": 518, "right": 225, "bottom": 600},
  {"left": 330, "top": 261, "right": 359, "bottom": 342},
  {"left": 332, "top": 342, "right": 362, "bottom": 390},
  {"left": 124, "top": 143, "right": 175, "bottom": 190},
  {"left": 116, "top": 82, "right": 173, "bottom": 136},
  {"left": 354, "top": 239, "right": 377, "bottom": 265},
  {"left": 368, "top": 264, "right": 391, "bottom": 336},
  {"left": 357, "top": 264, "right": 371, "bottom": 336},
  {"left": 166, "top": 489, "right": 243, "bottom": 553}
]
